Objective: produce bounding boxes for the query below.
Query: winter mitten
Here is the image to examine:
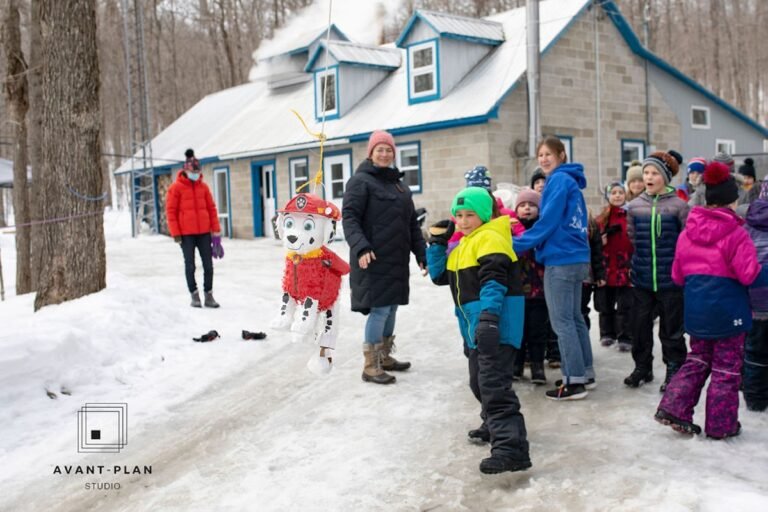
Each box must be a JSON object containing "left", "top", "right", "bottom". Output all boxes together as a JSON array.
[
  {"left": 193, "top": 330, "right": 220, "bottom": 342},
  {"left": 242, "top": 330, "right": 267, "bottom": 340},
  {"left": 428, "top": 219, "right": 455, "bottom": 246},
  {"left": 474, "top": 312, "right": 500, "bottom": 354},
  {"left": 174, "top": 236, "right": 182, "bottom": 244},
  {"left": 211, "top": 235, "right": 224, "bottom": 259}
]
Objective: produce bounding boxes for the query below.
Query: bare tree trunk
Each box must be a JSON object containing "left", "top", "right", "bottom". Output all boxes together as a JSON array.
[
  {"left": 2, "top": 0, "right": 32, "bottom": 294},
  {"left": 35, "top": 0, "right": 106, "bottom": 311},
  {"left": 28, "top": 0, "right": 44, "bottom": 291}
]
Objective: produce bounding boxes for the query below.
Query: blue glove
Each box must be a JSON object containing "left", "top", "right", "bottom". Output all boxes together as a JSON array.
[{"left": 211, "top": 235, "right": 224, "bottom": 259}]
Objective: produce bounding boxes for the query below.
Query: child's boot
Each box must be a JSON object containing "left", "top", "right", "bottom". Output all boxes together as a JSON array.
[
  {"left": 530, "top": 362, "right": 546, "bottom": 384},
  {"left": 659, "top": 362, "right": 681, "bottom": 393},
  {"left": 190, "top": 290, "right": 202, "bottom": 308},
  {"left": 380, "top": 335, "right": 411, "bottom": 371},
  {"left": 362, "top": 343, "right": 396, "bottom": 385},
  {"left": 624, "top": 367, "right": 654, "bottom": 388},
  {"left": 479, "top": 455, "right": 532, "bottom": 474}
]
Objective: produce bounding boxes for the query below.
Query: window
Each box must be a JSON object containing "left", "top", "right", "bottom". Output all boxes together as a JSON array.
[
  {"left": 396, "top": 142, "right": 422, "bottom": 192},
  {"left": 408, "top": 40, "right": 438, "bottom": 103},
  {"left": 716, "top": 139, "right": 735, "bottom": 155},
  {"left": 213, "top": 167, "right": 231, "bottom": 237},
  {"left": 323, "top": 152, "right": 351, "bottom": 202},
  {"left": 555, "top": 135, "right": 573, "bottom": 162},
  {"left": 289, "top": 157, "right": 309, "bottom": 194},
  {"left": 691, "top": 106, "right": 710, "bottom": 129},
  {"left": 621, "top": 140, "right": 646, "bottom": 180},
  {"left": 314, "top": 67, "right": 338, "bottom": 120}
]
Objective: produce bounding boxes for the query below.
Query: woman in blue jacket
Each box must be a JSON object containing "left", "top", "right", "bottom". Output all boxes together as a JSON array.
[{"left": 513, "top": 137, "right": 593, "bottom": 400}]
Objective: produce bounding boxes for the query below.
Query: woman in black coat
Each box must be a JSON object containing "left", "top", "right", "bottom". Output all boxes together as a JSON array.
[{"left": 342, "top": 130, "right": 427, "bottom": 385}]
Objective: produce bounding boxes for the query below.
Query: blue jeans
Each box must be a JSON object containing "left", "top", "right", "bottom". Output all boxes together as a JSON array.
[
  {"left": 544, "top": 263, "right": 594, "bottom": 384},
  {"left": 364, "top": 305, "right": 399, "bottom": 344}
]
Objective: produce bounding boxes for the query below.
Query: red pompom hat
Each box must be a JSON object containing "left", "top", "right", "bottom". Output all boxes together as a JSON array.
[
  {"left": 278, "top": 193, "right": 341, "bottom": 221},
  {"left": 703, "top": 161, "right": 739, "bottom": 206}
]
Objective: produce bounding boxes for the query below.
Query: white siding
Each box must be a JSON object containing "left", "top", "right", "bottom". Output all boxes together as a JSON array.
[{"left": 439, "top": 38, "right": 493, "bottom": 97}]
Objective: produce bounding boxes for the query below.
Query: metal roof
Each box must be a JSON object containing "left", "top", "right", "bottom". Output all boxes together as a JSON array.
[
  {"left": 396, "top": 9, "right": 505, "bottom": 47},
  {"left": 258, "top": 24, "right": 349, "bottom": 61},
  {"left": 306, "top": 41, "right": 402, "bottom": 71}
]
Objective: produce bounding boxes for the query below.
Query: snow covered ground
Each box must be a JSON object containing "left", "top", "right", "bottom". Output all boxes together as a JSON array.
[{"left": 1, "top": 210, "right": 767, "bottom": 511}]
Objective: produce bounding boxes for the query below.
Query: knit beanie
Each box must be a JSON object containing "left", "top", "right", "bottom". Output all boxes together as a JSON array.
[
  {"left": 515, "top": 188, "right": 541, "bottom": 210},
  {"left": 686, "top": 157, "right": 706, "bottom": 175},
  {"left": 530, "top": 168, "right": 546, "bottom": 189},
  {"left": 464, "top": 165, "right": 492, "bottom": 190},
  {"left": 625, "top": 160, "right": 643, "bottom": 183},
  {"left": 603, "top": 181, "right": 624, "bottom": 201},
  {"left": 643, "top": 150, "right": 681, "bottom": 185},
  {"left": 451, "top": 187, "right": 493, "bottom": 223},
  {"left": 713, "top": 151, "right": 735, "bottom": 172},
  {"left": 367, "top": 130, "right": 396, "bottom": 157},
  {"left": 738, "top": 158, "right": 756, "bottom": 180},
  {"left": 704, "top": 161, "right": 739, "bottom": 206}
]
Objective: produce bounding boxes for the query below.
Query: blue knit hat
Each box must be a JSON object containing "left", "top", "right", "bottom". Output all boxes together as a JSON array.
[
  {"left": 687, "top": 157, "right": 706, "bottom": 175},
  {"left": 464, "top": 165, "right": 492, "bottom": 190}
]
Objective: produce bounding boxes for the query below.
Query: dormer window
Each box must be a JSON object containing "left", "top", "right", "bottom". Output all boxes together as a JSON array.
[
  {"left": 314, "top": 66, "right": 339, "bottom": 120},
  {"left": 408, "top": 40, "right": 439, "bottom": 103}
]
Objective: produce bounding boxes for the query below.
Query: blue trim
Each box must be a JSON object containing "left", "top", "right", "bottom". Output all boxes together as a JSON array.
[
  {"left": 250, "top": 159, "right": 275, "bottom": 238},
  {"left": 264, "top": 24, "right": 350, "bottom": 61},
  {"left": 406, "top": 38, "right": 440, "bottom": 104},
  {"left": 288, "top": 156, "right": 309, "bottom": 195},
  {"left": 439, "top": 33, "right": 502, "bottom": 46},
  {"left": 322, "top": 149, "right": 353, "bottom": 201},
  {"left": 313, "top": 65, "right": 340, "bottom": 121},
  {"left": 555, "top": 134, "right": 574, "bottom": 162},
  {"left": 336, "top": 61, "right": 398, "bottom": 71},
  {"left": 620, "top": 138, "right": 646, "bottom": 181},
  {"left": 601, "top": 1, "right": 768, "bottom": 138},
  {"left": 397, "top": 140, "right": 423, "bottom": 194},
  {"left": 306, "top": 43, "right": 398, "bottom": 72},
  {"left": 212, "top": 165, "right": 233, "bottom": 239},
  {"left": 152, "top": 166, "right": 172, "bottom": 177},
  {"left": 152, "top": 174, "right": 162, "bottom": 233}
]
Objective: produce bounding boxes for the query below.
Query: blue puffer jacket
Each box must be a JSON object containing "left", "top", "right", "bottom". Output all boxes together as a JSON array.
[
  {"left": 746, "top": 200, "right": 768, "bottom": 315},
  {"left": 626, "top": 187, "right": 689, "bottom": 291}
]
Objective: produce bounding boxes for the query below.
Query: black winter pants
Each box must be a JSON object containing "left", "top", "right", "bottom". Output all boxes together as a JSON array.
[
  {"left": 631, "top": 287, "right": 686, "bottom": 372},
  {"left": 595, "top": 286, "right": 633, "bottom": 343},
  {"left": 515, "top": 299, "right": 549, "bottom": 367},
  {"left": 181, "top": 233, "right": 213, "bottom": 293},
  {"left": 468, "top": 344, "right": 530, "bottom": 462}
]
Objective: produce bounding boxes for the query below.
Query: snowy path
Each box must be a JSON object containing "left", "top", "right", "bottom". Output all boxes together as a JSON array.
[{"left": 1, "top": 211, "right": 768, "bottom": 511}]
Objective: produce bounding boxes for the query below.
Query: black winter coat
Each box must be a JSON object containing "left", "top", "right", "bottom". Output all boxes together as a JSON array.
[{"left": 342, "top": 159, "right": 427, "bottom": 313}]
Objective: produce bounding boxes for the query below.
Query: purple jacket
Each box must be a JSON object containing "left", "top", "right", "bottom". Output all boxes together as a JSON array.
[
  {"left": 746, "top": 200, "right": 768, "bottom": 315},
  {"left": 672, "top": 206, "right": 762, "bottom": 338}
]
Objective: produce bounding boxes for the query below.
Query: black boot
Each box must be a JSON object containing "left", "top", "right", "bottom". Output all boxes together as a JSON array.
[
  {"left": 624, "top": 367, "right": 654, "bottom": 388},
  {"left": 467, "top": 423, "right": 490, "bottom": 444},
  {"left": 530, "top": 362, "right": 546, "bottom": 385},
  {"left": 479, "top": 455, "right": 532, "bottom": 474},
  {"left": 659, "top": 363, "right": 681, "bottom": 393},
  {"left": 654, "top": 409, "right": 701, "bottom": 435}
]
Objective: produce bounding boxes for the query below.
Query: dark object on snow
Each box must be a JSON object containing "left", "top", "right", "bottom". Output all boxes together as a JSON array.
[
  {"left": 242, "top": 330, "right": 267, "bottom": 340},
  {"left": 185, "top": 148, "right": 195, "bottom": 159},
  {"left": 193, "top": 330, "right": 220, "bottom": 342},
  {"left": 479, "top": 455, "right": 532, "bottom": 474}
]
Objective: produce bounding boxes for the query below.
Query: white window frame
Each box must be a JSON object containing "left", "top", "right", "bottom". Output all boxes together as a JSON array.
[
  {"left": 314, "top": 68, "right": 338, "bottom": 118},
  {"left": 691, "top": 105, "right": 710, "bottom": 129},
  {"left": 408, "top": 40, "right": 437, "bottom": 99},
  {"left": 396, "top": 142, "right": 421, "bottom": 193},
  {"left": 213, "top": 167, "right": 231, "bottom": 237},
  {"left": 289, "top": 157, "right": 309, "bottom": 195},
  {"left": 715, "top": 139, "right": 736, "bottom": 155},
  {"left": 621, "top": 140, "right": 646, "bottom": 179}
]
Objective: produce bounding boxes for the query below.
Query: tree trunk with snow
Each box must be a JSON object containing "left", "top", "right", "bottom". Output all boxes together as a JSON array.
[
  {"left": 2, "top": 0, "right": 32, "bottom": 294},
  {"left": 34, "top": 0, "right": 106, "bottom": 311}
]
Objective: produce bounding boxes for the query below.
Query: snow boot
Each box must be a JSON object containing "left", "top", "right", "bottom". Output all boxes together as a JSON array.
[
  {"left": 600, "top": 336, "right": 616, "bottom": 347},
  {"left": 659, "top": 363, "right": 681, "bottom": 393},
  {"left": 362, "top": 343, "right": 396, "bottom": 385},
  {"left": 467, "top": 424, "right": 490, "bottom": 444},
  {"left": 545, "top": 383, "right": 588, "bottom": 401},
  {"left": 204, "top": 291, "right": 220, "bottom": 308},
  {"left": 479, "top": 455, "right": 532, "bottom": 474},
  {"left": 530, "top": 362, "right": 546, "bottom": 385},
  {"left": 380, "top": 336, "right": 411, "bottom": 371},
  {"left": 190, "top": 290, "right": 202, "bottom": 308},
  {"left": 624, "top": 367, "right": 654, "bottom": 388},
  {"left": 654, "top": 409, "right": 701, "bottom": 436}
]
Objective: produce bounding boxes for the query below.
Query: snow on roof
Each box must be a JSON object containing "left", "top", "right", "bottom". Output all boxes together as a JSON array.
[
  {"left": 258, "top": 24, "right": 349, "bottom": 61},
  {"left": 306, "top": 41, "right": 401, "bottom": 71},
  {"left": 115, "top": 0, "right": 589, "bottom": 174},
  {"left": 400, "top": 9, "right": 505, "bottom": 46}
]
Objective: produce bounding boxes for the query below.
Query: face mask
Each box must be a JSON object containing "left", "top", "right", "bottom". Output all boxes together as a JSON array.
[{"left": 187, "top": 172, "right": 200, "bottom": 182}]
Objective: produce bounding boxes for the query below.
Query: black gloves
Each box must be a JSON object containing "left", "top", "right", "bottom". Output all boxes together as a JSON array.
[
  {"left": 603, "top": 224, "right": 621, "bottom": 236},
  {"left": 242, "top": 330, "right": 267, "bottom": 340},
  {"left": 475, "top": 312, "right": 500, "bottom": 353},
  {"left": 193, "top": 330, "right": 220, "bottom": 342},
  {"left": 428, "top": 219, "right": 455, "bottom": 246}
]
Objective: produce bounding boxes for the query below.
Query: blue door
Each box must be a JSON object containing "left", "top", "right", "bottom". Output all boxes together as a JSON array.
[{"left": 250, "top": 160, "right": 276, "bottom": 238}]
